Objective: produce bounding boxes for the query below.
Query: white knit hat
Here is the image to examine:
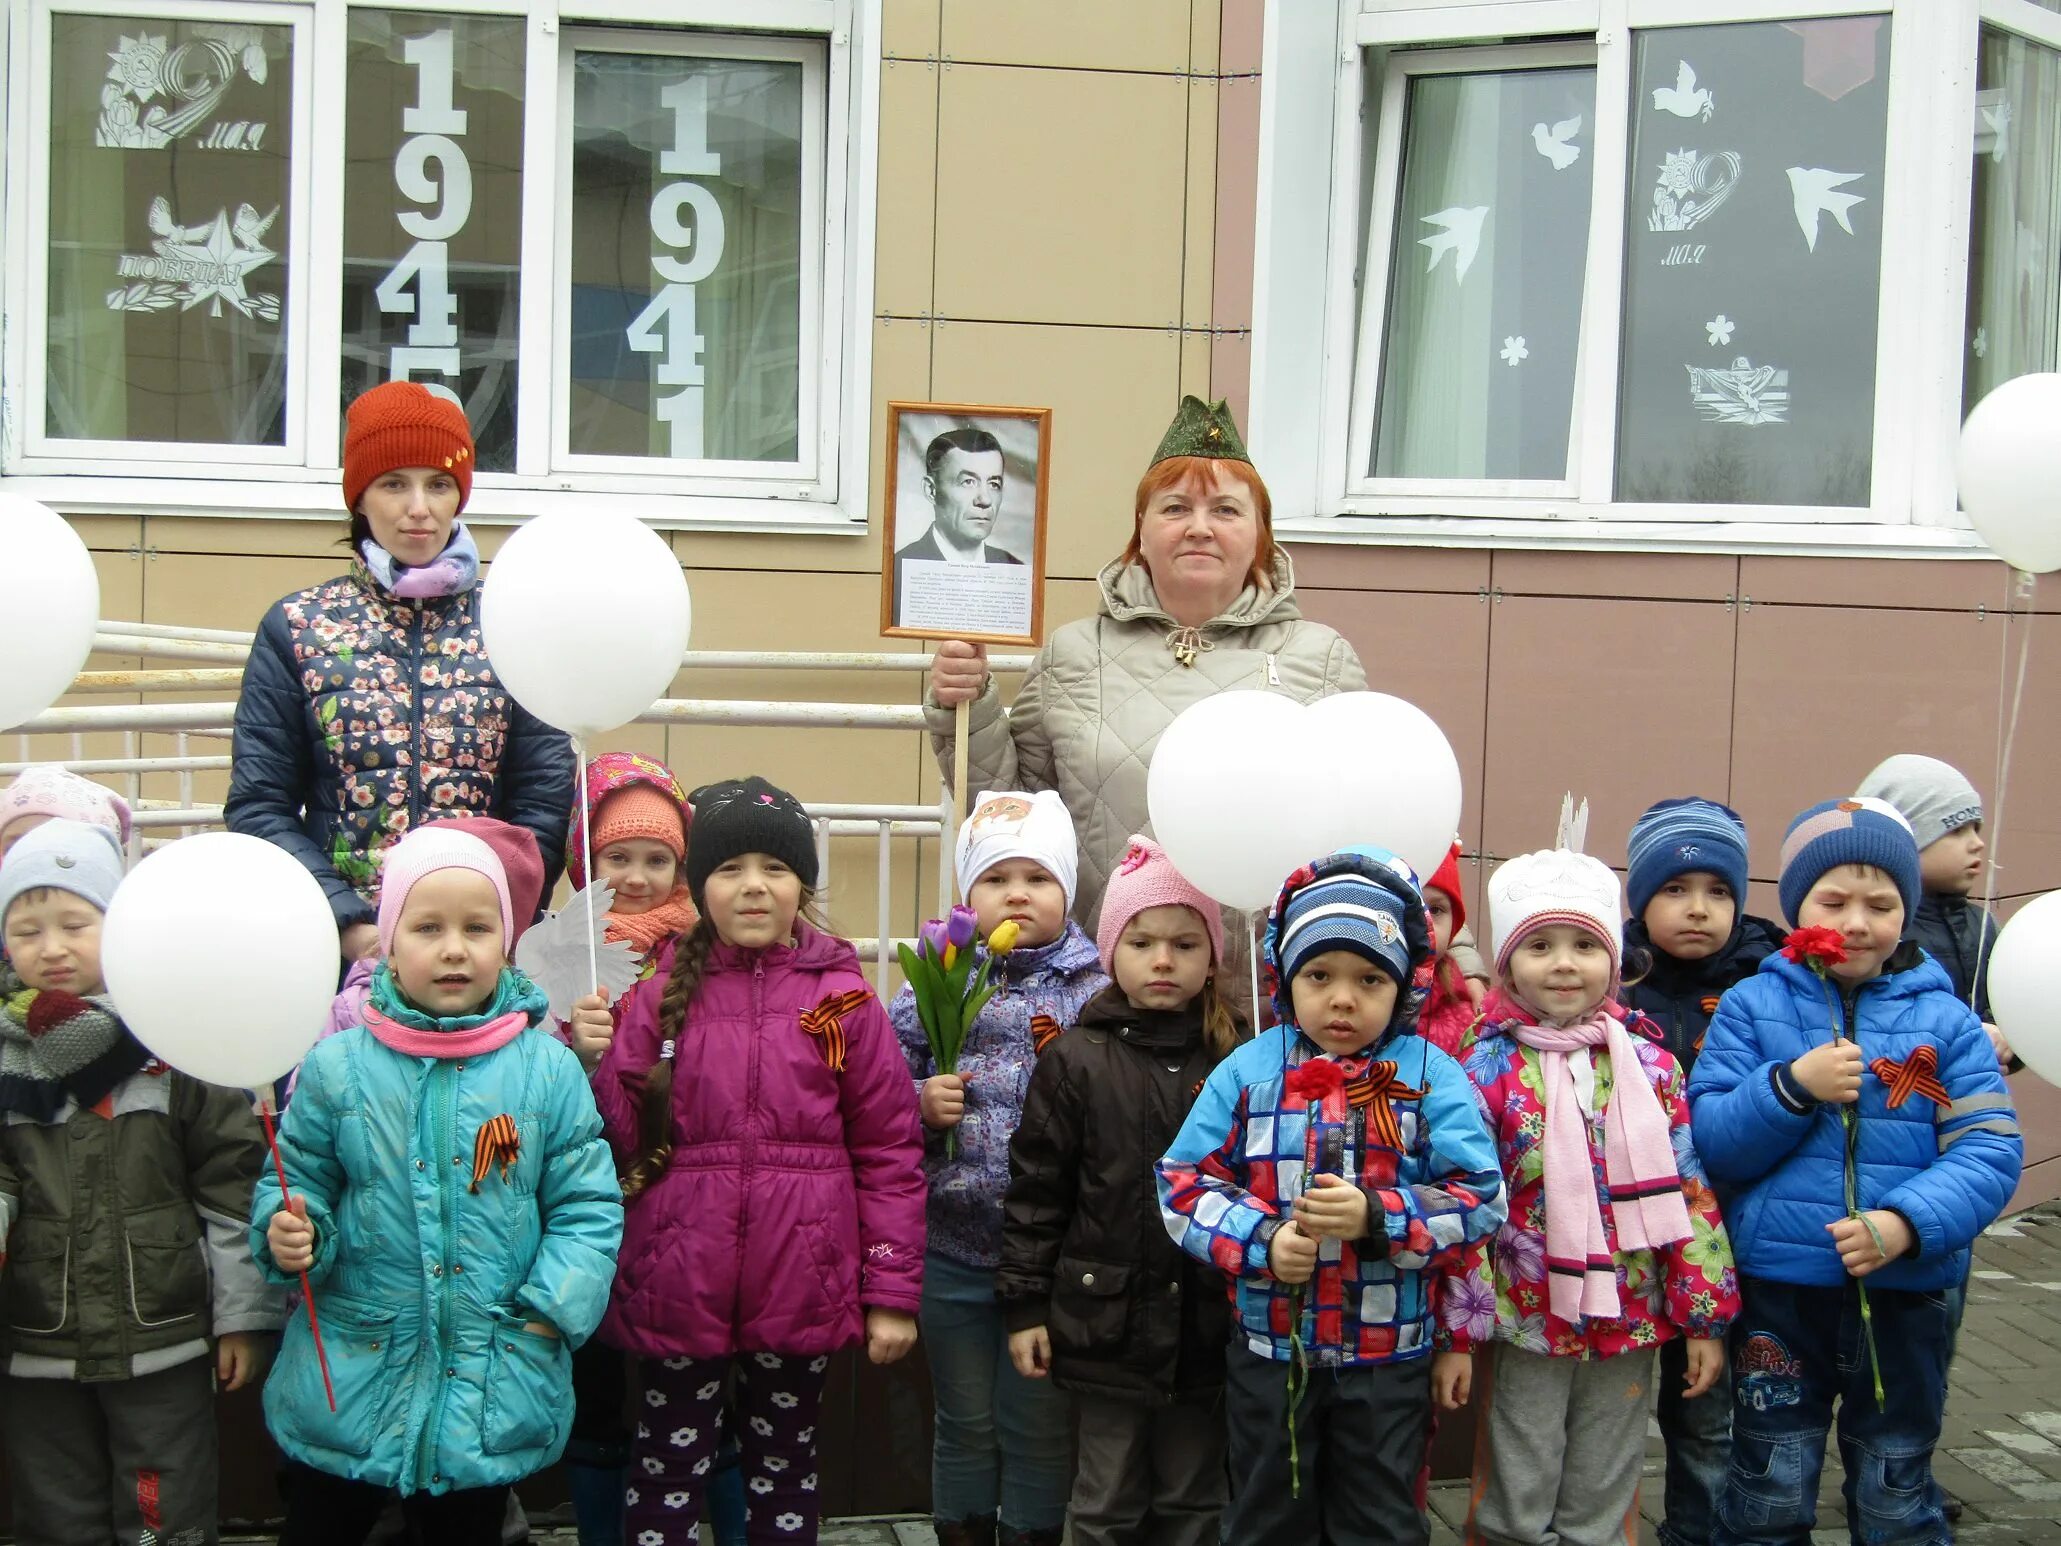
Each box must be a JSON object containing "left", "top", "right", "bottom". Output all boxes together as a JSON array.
[
  {"left": 955, "top": 790, "right": 1079, "bottom": 907},
  {"left": 1488, "top": 849, "right": 1624, "bottom": 979}
]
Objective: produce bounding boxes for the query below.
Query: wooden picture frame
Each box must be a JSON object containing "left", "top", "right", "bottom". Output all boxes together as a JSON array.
[{"left": 879, "top": 401, "right": 1051, "bottom": 646}]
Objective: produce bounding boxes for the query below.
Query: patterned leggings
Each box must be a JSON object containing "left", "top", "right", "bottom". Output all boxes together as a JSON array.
[{"left": 627, "top": 1350, "right": 830, "bottom": 1546}]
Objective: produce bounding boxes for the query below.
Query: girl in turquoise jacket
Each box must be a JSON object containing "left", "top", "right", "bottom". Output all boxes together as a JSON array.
[{"left": 254, "top": 824, "right": 623, "bottom": 1546}]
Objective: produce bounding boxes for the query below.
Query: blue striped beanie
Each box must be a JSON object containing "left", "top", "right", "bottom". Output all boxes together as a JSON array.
[
  {"left": 1270, "top": 854, "right": 1421, "bottom": 990},
  {"left": 1626, "top": 797, "right": 1750, "bottom": 918},
  {"left": 1776, "top": 797, "right": 1919, "bottom": 925}
]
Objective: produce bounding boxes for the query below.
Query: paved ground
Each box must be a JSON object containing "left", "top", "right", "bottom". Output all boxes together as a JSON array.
[{"left": 244, "top": 1205, "right": 2061, "bottom": 1545}]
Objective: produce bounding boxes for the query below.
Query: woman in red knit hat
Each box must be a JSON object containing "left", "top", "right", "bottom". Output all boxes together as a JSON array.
[{"left": 227, "top": 381, "right": 577, "bottom": 964}]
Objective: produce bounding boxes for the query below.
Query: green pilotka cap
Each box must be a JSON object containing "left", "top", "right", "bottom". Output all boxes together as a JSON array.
[{"left": 1149, "top": 395, "right": 1252, "bottom": 466}]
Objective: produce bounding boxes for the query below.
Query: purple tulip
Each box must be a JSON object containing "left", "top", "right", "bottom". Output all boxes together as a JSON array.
[
  {"left": 946, "top": 905, "right": 978, "bottom": 950},
  {"left": 920, "top": 918, "right": 950, "bottom": 957}
]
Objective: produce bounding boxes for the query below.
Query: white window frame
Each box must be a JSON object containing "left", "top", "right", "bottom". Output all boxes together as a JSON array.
[
  {"left": 0, "top": 0, "right": 881, "bottom": 532},
  {"left": 1252, "top": 0, "right": 2053, "bottom": 555}
]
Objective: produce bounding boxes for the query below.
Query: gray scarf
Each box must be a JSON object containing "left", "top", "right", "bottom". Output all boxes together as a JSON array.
[{"left": 0, "top": 962, "right": 150, "bottom": 1120}]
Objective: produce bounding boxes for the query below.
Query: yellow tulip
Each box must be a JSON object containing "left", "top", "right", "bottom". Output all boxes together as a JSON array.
[
  {"left": 943, "top": 942, "right": 957, "bottom": 971},
  {"left": 988, "top": 918, "right": 1021, "bottom": 955}
]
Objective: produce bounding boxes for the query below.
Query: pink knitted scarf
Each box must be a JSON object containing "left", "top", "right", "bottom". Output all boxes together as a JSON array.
[
  {"left": 362, "top": 1002, "right": 530, "bottom": 1060},
  {"left": 1513, "top": 1010, "right": 1691, "bottom": 1325}
]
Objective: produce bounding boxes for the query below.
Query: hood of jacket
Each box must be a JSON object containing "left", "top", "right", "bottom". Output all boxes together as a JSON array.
[{"left": 1096, "top": 546, "right": 1303, "bottom": 633}]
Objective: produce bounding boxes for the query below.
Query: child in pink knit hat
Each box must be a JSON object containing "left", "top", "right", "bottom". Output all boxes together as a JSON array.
[
  {"left": 0, "top": 764, "right": 133, "bottom": 863},
  {"left": 998, "top": 835, "right": 1243, "bottom": 1546}
]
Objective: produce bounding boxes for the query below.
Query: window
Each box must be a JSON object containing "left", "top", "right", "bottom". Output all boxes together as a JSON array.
[
  {"left": 1255, "top": 0, "right": 2061, "bottom": 548},
  {"left": 4, "top": 0, "right": 874, "bottom": 527}
]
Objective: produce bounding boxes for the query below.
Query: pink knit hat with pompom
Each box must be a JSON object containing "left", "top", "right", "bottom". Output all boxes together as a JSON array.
[{"left": 1095, "top": 835, "right": 1225, "bottom": 975}]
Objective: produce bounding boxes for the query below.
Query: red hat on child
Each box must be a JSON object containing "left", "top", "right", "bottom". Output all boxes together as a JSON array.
[
  {"left": 1426, "top": 839, "right": 1466, "bottom": 931},
  {"left": 343, "top": 380, "right": 475, "bottom": 514}
]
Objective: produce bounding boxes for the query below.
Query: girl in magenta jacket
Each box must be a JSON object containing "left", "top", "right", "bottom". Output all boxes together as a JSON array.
[{"left": 583, "top": 777, "right": 925, "bottom": 1546}]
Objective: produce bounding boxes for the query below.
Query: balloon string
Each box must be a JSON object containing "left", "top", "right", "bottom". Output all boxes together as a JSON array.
[
  {"left": 1974, "top": 570, "right": 2037, "bottom": 1009},
  {"left": 260, "top": 1099, "right": 335, "bottom": 1413},
  {"left": 1250, "top": 913, "right": 1263, "bottom": 1035},
  {"left": 576, "top": 737, "right": 600, "bottom": 998}
]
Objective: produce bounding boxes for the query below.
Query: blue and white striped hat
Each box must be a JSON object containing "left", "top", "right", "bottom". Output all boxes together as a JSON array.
[
  {"left": 1267, "top": 847, "right": 1427, "bottom": 992},
  {"left": 1626, "top": 797, "right": 1750, "bottom": 918}
]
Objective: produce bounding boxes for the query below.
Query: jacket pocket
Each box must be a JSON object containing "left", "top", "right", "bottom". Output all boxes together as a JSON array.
[
  {"left": 1048, "top": 1258, "right": 1131, "bottom": 1357},
  {"left": 124, "top": 1203, "right": 205, "bottom": 1330},
  {"left": 4, "top": 1219, "right": 71, "bottom": 1335},
  {"left": 481, "top": 1308, "right": 570, "bottom": 1456},
  {"left": 277, "top": 1294, "right": 399, "bottom": 1459}
]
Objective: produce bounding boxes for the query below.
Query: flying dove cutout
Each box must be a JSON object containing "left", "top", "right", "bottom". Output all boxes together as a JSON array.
[
  {"left": 1786, "top": 167, "right": 1865, "bottom": 251},
  {"left": 1652, "top": 60, "right": 1715, "bottom": 122},
  {"left": 1419, "top": 205, "right": 1489, "bottom": 282},
  {"left": 1531, "top": 115, "right": 1583, "bottom": 171},
  {"left": 515, "top": 879, "right": 642, "bottom": 1022}
]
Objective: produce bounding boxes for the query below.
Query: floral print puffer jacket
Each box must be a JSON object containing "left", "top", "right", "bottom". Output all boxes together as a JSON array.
[
  {"left": 227, "top": 564, "right": 576, "bottom": 931},
  {"left": 1434, "top": 992, "right": 1740, "bottom": 1360}
]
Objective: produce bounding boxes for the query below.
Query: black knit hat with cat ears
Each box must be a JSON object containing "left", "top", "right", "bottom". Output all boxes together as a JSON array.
[{"left": 684, "top": 777, "right": 817, "bottom": 905}]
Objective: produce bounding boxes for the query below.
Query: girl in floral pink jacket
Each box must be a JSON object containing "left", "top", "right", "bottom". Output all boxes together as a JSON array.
[{"left": 1432, "top": 848, "right": 1738, "bottom": 1546}]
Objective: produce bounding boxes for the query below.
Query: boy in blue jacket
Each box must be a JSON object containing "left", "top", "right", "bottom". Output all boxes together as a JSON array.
[
  {"left": 1157, "top": 849, "right": 1505, "bottom": 1546},
  {"left": 1688, "top": 798, "right": 2021, "bottom": 1546}
]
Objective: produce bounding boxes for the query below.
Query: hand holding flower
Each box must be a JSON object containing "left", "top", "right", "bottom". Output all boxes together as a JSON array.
[
  {"left": 1269, "top": 1220, "right": 1319, "bottom": 1285},
  {"left": 1792, "top": 1040, "right": 1864, "bottom": 1103},
  {"left": 1293, "top": 1174, "right": 1371, "bottom": 1241},
  {"left": 1827, "top": 1209, "right": 1913, "bottom": 1277},
  {"left": 920, "top": 1073, "right": 968, "bottom": 1130}
]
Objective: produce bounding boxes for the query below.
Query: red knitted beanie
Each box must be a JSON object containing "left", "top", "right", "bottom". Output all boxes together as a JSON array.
[{"left": 343, "top": 381, "right": 475, "bottom": 514}]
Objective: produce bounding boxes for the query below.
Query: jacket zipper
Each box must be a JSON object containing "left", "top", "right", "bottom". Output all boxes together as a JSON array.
[
  {"left": 734, "top": 959, "right": 766, "bottom": 1287},
  {"left": 417, "top": 1061, "right": 458, "bottom": 1491}
]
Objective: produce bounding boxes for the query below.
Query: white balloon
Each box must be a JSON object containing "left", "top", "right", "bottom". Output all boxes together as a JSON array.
[
  {"left": 1988, "top": 890, "right": 2061, "bottom": 1086},
  {"left": 0, "top": 496, "right": 100, "bottom": 732},
  {"left": 1958, "top": 372, "right": 2061, "bottom": 574},
  {"left": 101, "top": 833, "right": 337, "bottom": 1090},
  {"left": 1304, "top": 693, "right": 1465, "bottom": 881},
  {"left": 481, "top": 511, "right": 692, "bottom": 739},
  {"left": 1148, "top": 692, "right": 1336, "bottom": 912}
]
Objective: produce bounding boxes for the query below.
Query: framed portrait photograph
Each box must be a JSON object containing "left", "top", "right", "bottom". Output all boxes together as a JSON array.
[{"left": 879, "top": 401, "right": 1051, "bottom": 646}]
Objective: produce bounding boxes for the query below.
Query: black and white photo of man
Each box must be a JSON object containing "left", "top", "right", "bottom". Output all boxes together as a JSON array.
[{"left": 893, "top": 428, "right": 1023, "bottom": 610}]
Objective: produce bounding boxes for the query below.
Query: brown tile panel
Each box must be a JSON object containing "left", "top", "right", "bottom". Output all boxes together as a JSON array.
[
  {"left": 2006, "top": 1072, "right": 2061, "bottom": 1215},
  {"left": 875, "top": 58, "right": 941, "bottom": 319},
  {"left": 940, "top": 0, "right": 1192, "bottom": 74},
  {"left": 1220, "top": 0, "right": 1265, "bottom": 75},
  {"left": 882, "top": 0, "right": 940, "bottom": 58},
  {"left": 1211, "top": 72, "right": 1260, "bottom": 336},
  {"left": 1285, "top": 542, "right": 1492, "bottom": 596},
  {"left": 933, "top": 66, "right": 1187, "bottom": 328},
  {"left": 1290, "top": 587, "right": 1491, "bottom": 881},
  {"left": 1741, "top": 554, "right": 2028, "bottom": 611},
  {"left": 1491, "top": 549, "right": 1737, "bottom": 604},
  {"left": 1480, "top": 595, "right": 1737, "bottom": 871}
]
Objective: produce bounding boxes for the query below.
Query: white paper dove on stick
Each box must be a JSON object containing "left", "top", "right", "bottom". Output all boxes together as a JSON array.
[
  {"left": 1556, "top": 792, "right": 1591, "bottom": 854},
  {"left": 517, "top": 879, "right": 641, "bottom": 1022}
]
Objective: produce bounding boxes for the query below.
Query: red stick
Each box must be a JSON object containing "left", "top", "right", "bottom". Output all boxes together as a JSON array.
[{"left": 259, "top": 1101, "right": 336, "bottom": 1413}]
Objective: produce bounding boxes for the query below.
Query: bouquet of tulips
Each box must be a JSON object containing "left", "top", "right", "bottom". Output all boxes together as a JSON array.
[{"left": 897, "top": 904, "right": 1020, "bottom": 1158}]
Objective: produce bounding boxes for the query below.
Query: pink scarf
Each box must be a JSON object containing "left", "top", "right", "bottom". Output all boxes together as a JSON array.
[
  {"left": 1513, "top": 1010, "right": 1691, "bottom": 1325},
  {"left": 362, "top": 1002, "right": 530, "bottom": 1060}
]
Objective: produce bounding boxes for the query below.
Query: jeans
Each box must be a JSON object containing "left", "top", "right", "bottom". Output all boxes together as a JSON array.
[
  {"left": 1658, "top": 1334, "right": 1734, "bottom": 1546},
  {"left": 919, "top": 1250, "right": 1073, "bottom": 1532},
  {"left": 1714, "top": 1276, "right": 1953, "bottom": 1546}
]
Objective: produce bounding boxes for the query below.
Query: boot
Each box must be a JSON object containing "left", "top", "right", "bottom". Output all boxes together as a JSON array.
[
  {"left": 997, "top": 1526, "right": 1062, "bottom": 1546},
  {"left": 933, "top": 1514, "right": 999, "bottom": 1546},
  {"left": 565, "top": 1461, "right": 625, "bottom": 1546}
]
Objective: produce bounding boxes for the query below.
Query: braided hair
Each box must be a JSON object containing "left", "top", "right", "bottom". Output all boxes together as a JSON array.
[{"left": 619, "top": 919, "right": 716, "bottom": 1198}]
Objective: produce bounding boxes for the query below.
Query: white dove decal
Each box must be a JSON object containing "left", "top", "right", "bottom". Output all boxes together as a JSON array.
[
  {"left": 1653, "top": 60, "right": 1714, "bottom": 121},
  {"left": 515, "top": 879, "right": 643, "bottom": 1023},
  {"left": 1531, "top": 115, "right": 1583, "bottom": 171},
  {"left": 1981, "top": 98, "right": 2011, "bottom": 164},
  {"left": 1786, "top": 167, "right": 1865, "bottom": 251},
  {"left": 1418, "top": 205, "right": 1489, "bottom": 282}
]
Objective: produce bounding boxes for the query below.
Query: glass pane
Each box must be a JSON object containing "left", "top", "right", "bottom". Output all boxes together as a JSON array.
[
  {"left": 1617, "top": 19, "right": 1890, "bottom": 507},
  {"left": 568, "top": 49, "right": 806, "bottom": 463},
  {"left": 1965, "top": 27, "right": 2061, "bottom": 415},
  {"left": 46, "top": 15, "right": 293, "bottom": 444},
  {"left": 342, "top": 13, "right": 526, "bottom": 473},
  {"left": 1373, "top": 66, "right": 1596, "bottom": 481}
]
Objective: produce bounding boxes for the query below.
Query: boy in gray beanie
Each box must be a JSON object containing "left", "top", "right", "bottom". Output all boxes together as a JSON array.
[{"left": 1855, "top": 754, "right": 2009, "bottom": 1071}]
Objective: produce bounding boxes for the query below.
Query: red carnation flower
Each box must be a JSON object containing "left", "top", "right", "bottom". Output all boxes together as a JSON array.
[
  {"left": 1284, "top": 1058, "right": 1346, "bottom": 1104},
  {"left": 1780, "top": 926, "right": 1848, "bottom": 973}
]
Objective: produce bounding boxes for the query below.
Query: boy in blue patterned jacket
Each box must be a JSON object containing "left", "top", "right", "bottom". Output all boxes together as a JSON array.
[
  {"left": 1689, "top": 799, "right": 2022, "bottom": 1546},
  {"left": 1157, "top": 849, "right": 1504, "bottom": 1546}
]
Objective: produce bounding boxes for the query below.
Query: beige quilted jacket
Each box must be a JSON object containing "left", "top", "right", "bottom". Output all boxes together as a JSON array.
[{"left": 925, "top": 551, "right": 1362, "bottom": 1008}]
